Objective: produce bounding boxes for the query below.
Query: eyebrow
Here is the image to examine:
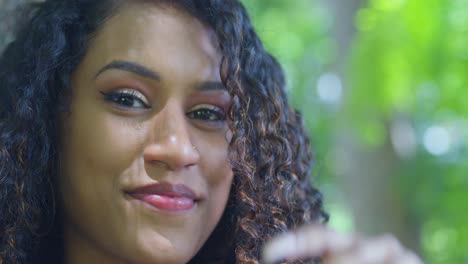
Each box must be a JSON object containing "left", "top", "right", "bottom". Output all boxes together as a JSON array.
[
  {"left": 95, "top": 60, "right": 161, "bottom": 80},
  {"left": 95, "top": 59, "right": 227, "bottom": 92},
  {"left": 195, "top": 80, "right": 227, "bottom": 92}
]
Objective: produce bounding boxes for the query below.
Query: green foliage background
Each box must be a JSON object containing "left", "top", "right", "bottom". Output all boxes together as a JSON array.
[
  {"left": 242, "top": 0, "right": 468, "bottom": 263},
  {"left": 350, "top": 1, "right": 468, "bottom": 263}
]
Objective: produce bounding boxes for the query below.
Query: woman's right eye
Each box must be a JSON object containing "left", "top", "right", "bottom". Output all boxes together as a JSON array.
[{"left": 100, "top": 88, "right": 150, "bottom": 109}]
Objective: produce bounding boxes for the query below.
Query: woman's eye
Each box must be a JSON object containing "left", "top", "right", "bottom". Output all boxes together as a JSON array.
[
  {"left": 187, "top": 104, "right": 226, "bottom": 123},
  {"left": 101, "top": 89, "right": 150, "bottom": 109}
]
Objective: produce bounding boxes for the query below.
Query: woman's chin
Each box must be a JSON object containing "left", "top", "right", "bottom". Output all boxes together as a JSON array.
[{"left": 127, "top": 233, "right": 196, "bottom": 264}]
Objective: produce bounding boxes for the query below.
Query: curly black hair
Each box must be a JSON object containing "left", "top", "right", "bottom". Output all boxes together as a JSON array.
[{"left": 0, "top": 0, "right": 328, "bottom": 263}]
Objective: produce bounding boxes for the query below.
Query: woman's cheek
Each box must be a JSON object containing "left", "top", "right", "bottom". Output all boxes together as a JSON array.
[{"left": 84, "top": 114, "right": 148, "bottom": 171}]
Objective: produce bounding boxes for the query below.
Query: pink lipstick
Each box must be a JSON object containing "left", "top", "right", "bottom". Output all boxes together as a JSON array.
[{"left": 127, "top": 182, "right": 197, "bottom": 212}]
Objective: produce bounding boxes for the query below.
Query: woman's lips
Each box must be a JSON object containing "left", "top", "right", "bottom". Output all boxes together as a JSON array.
[{"left": 126, "top": 182, "right": 198, "bottom": 212}]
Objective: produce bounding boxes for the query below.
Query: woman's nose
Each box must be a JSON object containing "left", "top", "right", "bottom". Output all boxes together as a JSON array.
[{"left": 143, "top": 102, "right": 200, "bottom": 171}]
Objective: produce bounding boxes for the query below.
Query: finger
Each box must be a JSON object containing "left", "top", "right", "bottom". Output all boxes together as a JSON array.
[
  {"left": 323, "top": 233, "right": 412, "bottom": 264},
  {"left": 262, "top": 232, "right": 299, "bottom": 263},
  {"left": 358, "top": 234, "right": 404, "bottom": 263},
  {"left": 262, "top": 225, "right": 356, "bottom": 263},
  {"left": 361, "top": 234, "right": 424, "bottom": 264},
  {"left": 323, "top": 251, "right": 361, "bottom": 264}
]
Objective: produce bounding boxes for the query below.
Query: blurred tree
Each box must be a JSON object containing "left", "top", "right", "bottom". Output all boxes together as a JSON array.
[
  {"left": 347, "top": 0, "right": 468, "bottom": 263},
  {"left": 0, "top": 0, "right": 33, "bottom": 51}
]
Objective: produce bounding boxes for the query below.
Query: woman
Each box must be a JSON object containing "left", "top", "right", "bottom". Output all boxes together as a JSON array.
[{"left": 0, "top": 0, "right": 422, "bottom": 263}]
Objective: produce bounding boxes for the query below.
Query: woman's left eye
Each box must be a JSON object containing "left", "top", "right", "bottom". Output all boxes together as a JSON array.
[
  {"left": 100, "top": 88, "right": 150, "bottom": 109},
  {"left": 187, "top": 104, "right": 226, "bottom": 123}
]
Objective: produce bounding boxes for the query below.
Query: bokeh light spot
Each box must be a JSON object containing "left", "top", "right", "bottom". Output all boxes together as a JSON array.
[
  {"left": 423, "top": 125, "right": 451, "bottom": 156},
  {"left": 316, "top": 72, "right": 343, "bottom": 105}
]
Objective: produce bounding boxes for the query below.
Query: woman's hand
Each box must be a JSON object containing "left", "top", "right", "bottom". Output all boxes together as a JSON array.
[{"left": 262, "top": 225, "right": 424, "bottom": 264}]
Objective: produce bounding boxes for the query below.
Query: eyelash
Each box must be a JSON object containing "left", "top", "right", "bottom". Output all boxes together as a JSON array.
[
  {"left": 187, "top": 104, "right": 226, "bottom": 123},
  {"left": 101, "top": 89, "right": 226, "bottom": 124},
  {"left": 100, "top": 89, "right": 150, "bottom": 109}
]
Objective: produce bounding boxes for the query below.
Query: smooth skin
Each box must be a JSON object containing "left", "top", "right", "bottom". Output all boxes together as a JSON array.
[{"left": 59, "top": 3, "right": 233, "bottom": 264}]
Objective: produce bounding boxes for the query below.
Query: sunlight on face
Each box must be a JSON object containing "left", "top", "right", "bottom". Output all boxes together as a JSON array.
[{"left": 59, "top": 3, "right": 234, "bottom": 263}]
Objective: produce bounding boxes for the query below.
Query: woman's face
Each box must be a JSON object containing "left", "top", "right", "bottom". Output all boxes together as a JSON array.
[{"left": 59, "top": 3, "right": 233, "bottom": 264}]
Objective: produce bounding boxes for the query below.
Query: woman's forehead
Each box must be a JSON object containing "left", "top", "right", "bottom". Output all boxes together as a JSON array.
[{"left": 80, "top": 3, "right": 221, "bottom": 82}]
